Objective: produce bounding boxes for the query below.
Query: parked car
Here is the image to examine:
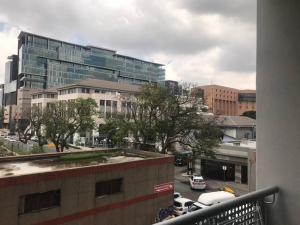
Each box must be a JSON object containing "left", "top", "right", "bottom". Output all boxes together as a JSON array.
[
  {"left": 189, "top": 175, "right": 206, "bottom": 190},
  {"left": 173, "top": 197, "right": 194, "bottom": 216},
  {"left": 188, "top": 191, "right": 235, "bottom": 213},
  {"left": 174, "top": 150, "right": 192, "bottom": 166},
  {"left": 174, "top": 192, "right": 182, "bottom": 199}
]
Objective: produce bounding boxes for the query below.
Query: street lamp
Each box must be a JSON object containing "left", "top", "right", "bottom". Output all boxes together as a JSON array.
[{"left": 222, "top": 165, "right": 227, "bottom": 181}]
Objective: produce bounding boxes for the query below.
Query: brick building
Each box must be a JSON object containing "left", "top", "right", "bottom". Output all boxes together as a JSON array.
[
  {"left": 0, "top": 149, "right": 174, "bottom": 225},
  {"left": 193, "top": 85, "right": 256, "bottom": 116}
]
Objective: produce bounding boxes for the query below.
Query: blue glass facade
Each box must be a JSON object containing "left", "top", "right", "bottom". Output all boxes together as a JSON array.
[{"left": 17, "top": 32, "right": 165, "bottom": 89}]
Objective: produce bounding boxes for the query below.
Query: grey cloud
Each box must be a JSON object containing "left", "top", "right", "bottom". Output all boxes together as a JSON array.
[
  {"left": 0, "top": 0, "right": 257, "bottom": 84},
  {"left": 217, "top": 43, "right": 256, "bottom": 73},
  {"left": 178, "top": 0, "right": 256, "bottom": 23}
]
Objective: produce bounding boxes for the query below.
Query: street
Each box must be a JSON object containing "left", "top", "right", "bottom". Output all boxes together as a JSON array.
[{"left": 174, "top": 166, "right": 248, "bottom": 202}]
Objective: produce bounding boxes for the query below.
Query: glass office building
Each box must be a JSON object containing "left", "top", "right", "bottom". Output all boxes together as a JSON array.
[{"left": 17, "top": 32, "right": 165, "bottom": 89}]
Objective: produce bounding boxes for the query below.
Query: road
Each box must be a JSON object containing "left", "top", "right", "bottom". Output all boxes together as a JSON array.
[{"left": 174, "top": 166, "right": 248, "bottom": 202}]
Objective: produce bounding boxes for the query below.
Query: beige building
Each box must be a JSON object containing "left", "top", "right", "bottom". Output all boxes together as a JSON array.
[
  {"left": 31, "top": 79, "right": 140, "bottom": 145},
  {"left": 193, "top": 85, "right": 256, "bottom": 116},
  {"left": 0, "top": 149, "right": 174, "bottom": 225}
]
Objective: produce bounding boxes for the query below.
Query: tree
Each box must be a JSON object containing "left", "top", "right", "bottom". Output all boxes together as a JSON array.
[
  {"left": 98, "top": 115, "right": 130, "bottom": 147},
  {"left": 30, "top": 105, "right": 46, "bottom": 147},
  {"left": 14, "top": 107, "right": 32, "bottom": 144},
  {"left": 242, "top": 110, "right": 256, "bottom": 119},
  {"left": 105, "top": 83, "right": 222, "bottom": 156},
  {"left": 43, "top": 98, "right": 97, "bottom": 152}
]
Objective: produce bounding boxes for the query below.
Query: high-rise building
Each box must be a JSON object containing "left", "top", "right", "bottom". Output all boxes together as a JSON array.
[
  {"left": 192, "top": 85, "right": 256, "bottom": 116},
  {"left": 4, "top": 31, "right": 165, "bottom": 128},
  {"left": 17, "top": 31, "right": 165, "bottom": 89}
]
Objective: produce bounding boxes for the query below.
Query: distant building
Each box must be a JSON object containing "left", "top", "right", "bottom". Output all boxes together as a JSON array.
[
  {"left": 195, "top": 142, "right": 256, "bottom": 192},
  {"left": 217, "top": 115, "right": 256, "bottom": 141},
  {"left": 17, "top": 31, "right": 165, "bottom": 89},
  {"left": 192, "top": 85, "right": 256, "bottom": 116},
  {"left": 3, "top": 55, "right": 18, "bottom": 130},
  {"left": 237, "top": 90, "right": 256, "bottom": 115},
  {"left": 4, "top": 31, "right": 165, "bottom": 129},
  {"left": 163, "top": 80, "right": 181, "bottom": 95},
  {"left": 31, "top": 79, "right": 141, "bottom": 145},
  {"left": 0, "top": 149, "right": 174, "bottom": 225}
]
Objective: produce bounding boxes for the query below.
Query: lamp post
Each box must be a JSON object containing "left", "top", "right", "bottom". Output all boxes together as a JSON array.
[{"left": 222, "top": 165, "right": 227, "bottom": 181}]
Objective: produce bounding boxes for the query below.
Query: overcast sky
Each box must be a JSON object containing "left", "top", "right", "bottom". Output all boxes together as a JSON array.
[{"left": 0, "top": 0, "right": 256, "bottom": 89}]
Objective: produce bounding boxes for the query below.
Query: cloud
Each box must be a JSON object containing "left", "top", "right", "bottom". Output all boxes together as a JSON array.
[
  {"left": 0, "top": 0, "right": 256, "bottom": 89},
  {"left": 177, "top": 0, "right": 256, "bottom": 23}
]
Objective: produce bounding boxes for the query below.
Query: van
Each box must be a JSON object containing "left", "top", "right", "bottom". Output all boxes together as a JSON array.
[{"left": 188, "top": 191, "right": 235, "bottom": 213}]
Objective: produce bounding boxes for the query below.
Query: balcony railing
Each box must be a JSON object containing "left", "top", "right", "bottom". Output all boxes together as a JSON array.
[{"left": 154, "top": 186, "right": 279, "bottom": 225}]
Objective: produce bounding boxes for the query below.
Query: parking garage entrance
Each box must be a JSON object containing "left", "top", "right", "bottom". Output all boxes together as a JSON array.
[{"left": 201, "top": 159, "right": 248, "bottom": 184}]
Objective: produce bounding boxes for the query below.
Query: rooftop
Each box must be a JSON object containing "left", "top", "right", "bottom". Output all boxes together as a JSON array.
[
  {"left": 0, "top": 149, "right": 163, "bottom": 179},
  {"left": 217, "top": 115, "right": 256, "bottom": 127},
  {"left": 56, "top": 78, "right": 141, "bottom": 93}
]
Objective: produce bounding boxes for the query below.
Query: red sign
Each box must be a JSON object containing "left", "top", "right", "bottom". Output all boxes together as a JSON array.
[{"left": 154, "top": 182, "right": 174, "bottom": 193}]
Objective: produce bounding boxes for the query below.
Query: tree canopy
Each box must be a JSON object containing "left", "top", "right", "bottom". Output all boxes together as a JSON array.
[
  {"left": 242, "top": 110, "right": 256, "bottom": 119},
  {"left": 101, "top": 83, "right": 222, "bottom": 156}
]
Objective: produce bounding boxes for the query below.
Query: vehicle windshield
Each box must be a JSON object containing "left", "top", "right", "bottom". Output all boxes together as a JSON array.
[
  {"left": 174, "top": 201, "right": 182, "bottom": 207},
  {"left": 194, "top": 178, "right": 203, "bottom": 182},
  {"left": 188, "top": 204, "right": 202, "bottom": 212}
]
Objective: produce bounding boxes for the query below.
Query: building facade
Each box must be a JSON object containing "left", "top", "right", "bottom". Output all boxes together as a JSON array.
[
  {"left": 4, "top": 31, "right": 165, "bottom": 129},
  {"left": 237, "top": 90, "right": 256, "bottom": 115},
  {"left": 195, "top": 143, "right": 256, "bottom": 192},
  {"left": 17, "top": 31, "right": 165, "bottom": 89},
  {"left": 0, "top": 149, "right": 174, "bottom": 225},
  {"left": 193, "top": 85, "right": 256, "bottom": 116},
  {"left": 31, "top": 79, "right": 140, "bottom": 145}
]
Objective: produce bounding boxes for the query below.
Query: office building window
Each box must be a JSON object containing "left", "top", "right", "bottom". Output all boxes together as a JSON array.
[
  {"left": 95, "top": 178, "right": 122, "bottom": 197},
  {"left": 19, "top": 190, "right": 60, "bottom": 214}
]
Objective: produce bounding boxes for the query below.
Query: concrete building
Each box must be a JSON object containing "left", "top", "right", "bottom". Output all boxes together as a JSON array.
[
  {"left": 195, "top": 142, "right": 256, "bottom": 192},
  {"left": 31, "top": 79, "right": 141, "bottom": 145},
  {"left": 217, "top": 115, "right": 256, "bottom": 141},
  {"left": 237, "top": 90, "right": 256, "bottom": 116},
  {"left": 0, "top": 149, "right": 174, "bottom": 225},
  {"left": 3, "top": 55, "right": 18, "bottom": 129},
  {"left": 193, "top": 85, "right": 256, "bottom": 116}
]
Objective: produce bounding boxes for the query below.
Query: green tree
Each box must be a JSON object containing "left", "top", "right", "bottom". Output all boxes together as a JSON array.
[
  {"left": 43, "top": 98, "right": 97, "bottom": 152},
  {"left": 242, "top": 110, "right": 256, "bottom": 119},
  {"left": 14, "top": 107, "right": 32, "bottom": 144},
  {"left": 105, "top": 83, "right": 222, "bottom": 156},
  {"left": 30, "top": 105, "right": 46, "bottom": 147}
]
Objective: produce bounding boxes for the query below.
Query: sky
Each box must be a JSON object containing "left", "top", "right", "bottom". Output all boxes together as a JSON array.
[{"left": 0, "top": 0, "right": 256, "bottom": 89}]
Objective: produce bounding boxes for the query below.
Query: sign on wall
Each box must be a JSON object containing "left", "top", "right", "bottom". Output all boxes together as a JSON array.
[{"left": 154, "top": 182, "right": 174, "bottom": 193}]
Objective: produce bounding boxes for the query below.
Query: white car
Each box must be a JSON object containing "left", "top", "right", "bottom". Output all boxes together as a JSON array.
[
  {"left": 173, "top": 197, "right": 194, "bottom": 216},
  {"left": 188, "top": 191, "right": 235, "bottom": 213},
  {"left": 189, "top": 175, "right": 206, "bottom": 190}
]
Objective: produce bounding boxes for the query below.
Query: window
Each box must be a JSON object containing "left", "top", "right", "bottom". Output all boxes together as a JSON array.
[
  {"left": 81, "top": 88, "right": 90, "bottom": 93},
  {"left": 112, "top": 101, "right": 118, "bottom": 114},
  {"left": 95, "top": 178, "right": 122, "bottom": 197},
  {"left": 185, "top": 201, "right": 194, "bottom": 207},
  {"left": 95, "top": 89, "right": 100, "bottom": 93},
  {"left": 106, "top": 100, "right": 111, "bottom": 107},
  {"left": 19, "top": 190, "right": 60, "bottom": 214},
  {"left": 100, "top": 100, "right": 105, "bottom": 106}
]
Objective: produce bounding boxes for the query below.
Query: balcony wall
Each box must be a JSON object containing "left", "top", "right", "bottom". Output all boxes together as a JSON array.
[{"left": 257, "top": 0, "right": 300, "bottom": 224}]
